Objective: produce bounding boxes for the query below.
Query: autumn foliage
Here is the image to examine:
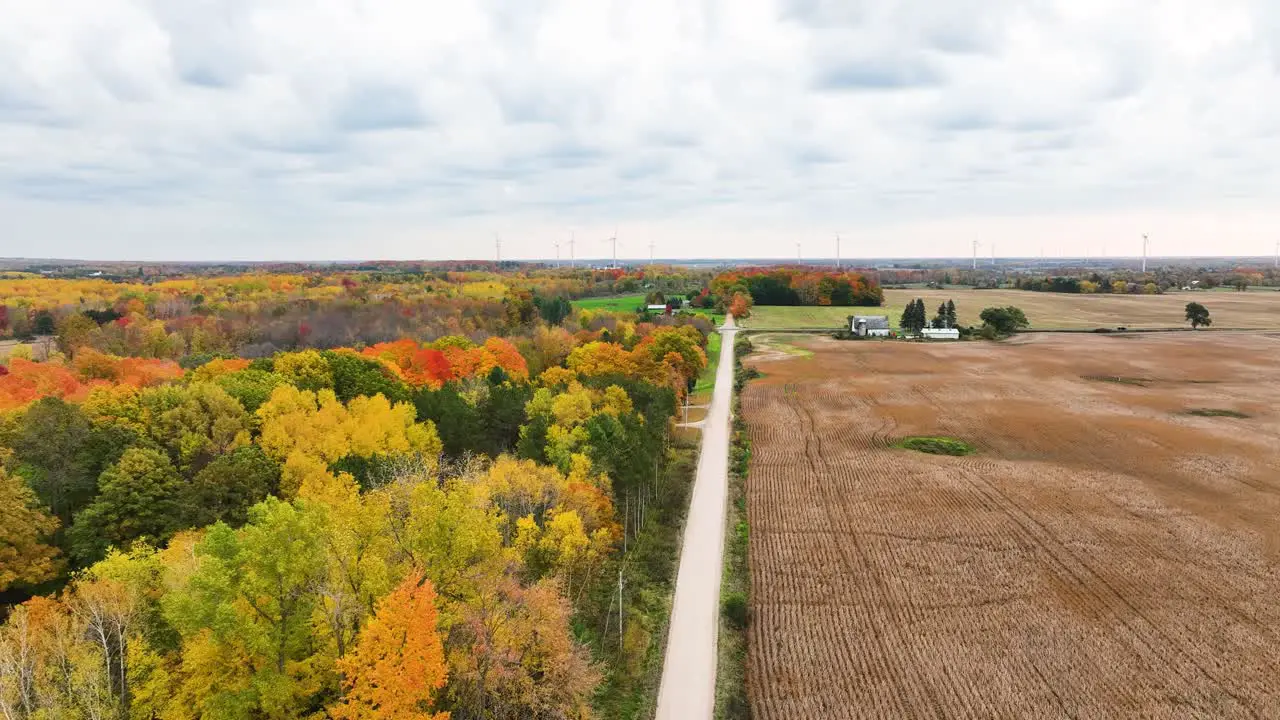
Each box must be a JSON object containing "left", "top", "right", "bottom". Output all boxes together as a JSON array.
[
  {"left": 712, "top": 267, "right": 883, "bottom": 307},
  {"left": 362, "top": 336, "right": 529, "bottom": 388},
  {"left": 331, "top": 572, "right": 449, "bottom": 720}
]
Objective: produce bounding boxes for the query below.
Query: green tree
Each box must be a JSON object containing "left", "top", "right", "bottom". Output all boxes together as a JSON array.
[
  {"left": 978, "top": 306, "right": 1029, "bottom": 335},
  {"left": 216, "top": 369, "right": 286, "bottom": 412},
  {"left": 137, "top": 383, "right": 251, "bottom": 473},
  {"left": 1185, "top": 302, "right": 1212, "bottom": 329},
  {"left": 899, "top": 298, "right": 928, "bottom": 334},
  {"left": 945, "top": 300, "right": 957, "bottom": 328},
  {"left": 33, "top": 310, "right": 56, "bottom": 336},
  {"left": 8, "top": 397, "right": 95, "bottom": 525},
  {"left": 931, "top": 302, "right": 947, "bottom": 329},
  {"left": 323, "top": 351, "right": 410, "bottom": 404},
  {"left": 68, "top": 448, "right": 183, "bottom": 565},
  {"left": 162, "top": 498, "right": 328, "bottom": 716},
  {"left": 183, "top": 445, "right": 281, "bottom": 528}
]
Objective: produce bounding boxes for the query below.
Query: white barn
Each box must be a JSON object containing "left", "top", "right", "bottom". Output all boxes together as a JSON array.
[
  {"left": 851, "top": 315, "right": 892, "bottom": 337},
  {"left": 921, "top": 328, "right": 960, "bottom": 340}
]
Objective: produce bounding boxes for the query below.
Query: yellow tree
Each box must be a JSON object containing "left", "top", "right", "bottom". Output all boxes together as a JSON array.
[
  {"left": 0, "top": 467, "right": 62, "bottom": 592},
  {"left": 330, "top": 572, "right": 449, "bottom": 720}
]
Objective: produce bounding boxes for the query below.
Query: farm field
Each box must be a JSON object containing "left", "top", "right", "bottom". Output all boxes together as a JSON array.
[
  {"left": 571, "top": 292, "right": 646, "bottom": 312},
  {"left": 742, "top": 332, "right": 1280, "bottom": 718},
  {"left": 740, "top": 288, "right": 1280, "bottom": 330}
]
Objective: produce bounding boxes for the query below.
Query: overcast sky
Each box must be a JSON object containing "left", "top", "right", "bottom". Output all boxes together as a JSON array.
[{"left": 2, "top": 0, "right": 1279, "bottom": 261}]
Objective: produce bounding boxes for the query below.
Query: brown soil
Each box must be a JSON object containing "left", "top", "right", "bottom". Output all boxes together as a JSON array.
[{"left": 743, "top": 333, "right": 1280, "bottom": 719}]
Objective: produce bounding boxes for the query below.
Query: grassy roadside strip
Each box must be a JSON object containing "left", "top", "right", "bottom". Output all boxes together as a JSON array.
[
  {"left": 590, "top": 440, "right": 699, "bottom": 719},
  {"left": 716, "top": 335, "right": 758, "bottom": 719},
  {"left": 693, "top": 331, "right": 722, "bottom": 397}
]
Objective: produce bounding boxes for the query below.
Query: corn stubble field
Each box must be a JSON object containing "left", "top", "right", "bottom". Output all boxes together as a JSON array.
[{"left": 743, "top": 333, "right": 1280, "bottom": 718}]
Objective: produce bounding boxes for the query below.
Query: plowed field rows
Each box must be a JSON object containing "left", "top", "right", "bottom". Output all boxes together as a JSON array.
[{"left": 743, "top": 332, "right": 1280, "bottom": 718}]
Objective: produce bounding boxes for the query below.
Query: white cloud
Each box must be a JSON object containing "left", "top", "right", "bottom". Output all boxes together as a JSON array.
[{"left": 1, "top": 0, "right": 1278, "bottom": 260}]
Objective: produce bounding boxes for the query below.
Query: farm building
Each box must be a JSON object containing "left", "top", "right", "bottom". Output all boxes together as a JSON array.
[
  {"left": 921, "top": 328, "right": 960, "bottom": 340},
  {"left": 851, "top": 315, "right": 892, "bottom": 337},
  {"left": 646, "top": 304, "right": 670, "bottom": 313}
]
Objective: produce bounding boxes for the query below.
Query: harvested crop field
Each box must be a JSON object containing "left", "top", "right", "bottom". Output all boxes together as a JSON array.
[
  {"left": 742, "top": 332, "right": 1280, "bottom": 718},
  {"left": 739, "top": 288, "right": 1280, "bottom": 330}
]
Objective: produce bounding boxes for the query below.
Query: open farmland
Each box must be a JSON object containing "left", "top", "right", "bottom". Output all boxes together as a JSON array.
[
  {"left": 742, "top": 332, "right": 1280, "bottom": 718},
  {"left": 740, "top": 287, "right": 1280, "bottom": 330}
]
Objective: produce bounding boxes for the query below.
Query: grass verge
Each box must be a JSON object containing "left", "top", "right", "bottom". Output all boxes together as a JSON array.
[
  {"left": 1185, "top": 408, "right": 1251, "bottom": 418},
  {"left": 895, "top": 436, "right": 976, "bottom": 456},
  {"left": 694, "top": 332, "right": 722, "bottom": 397},
  {"left": 715, "top": 335, "right": 754, "bottom": 719},
  {"left": 588, "top": 441, "right": 698, "bottom": 719}
]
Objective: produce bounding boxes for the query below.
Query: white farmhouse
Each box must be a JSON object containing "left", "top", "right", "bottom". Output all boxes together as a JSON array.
[{"left": 851, "top": 315, "right": 892, "bottom": 337}]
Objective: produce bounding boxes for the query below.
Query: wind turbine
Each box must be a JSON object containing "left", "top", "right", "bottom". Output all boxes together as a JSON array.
[
  {"left": 991, "top": 243, "right": 996, "bottom": 267},
  {"left": 649, "top": 240, "right": 656, "bottom": 266},
  {"left": 795, "top": 242, "right": 802, "bottom": 265},
  {"left": 835, "top": 234, "right": 841, "bottom": 270},
  {"left": 605, "top": 229, "right": 619, "bottom": 268},
  {"left": 972, "top": 239, "right": 980, "bottom": 270},
  {"left": 1142, "top": 233, "right": 1149, "bottom": 273},
  {"left": 553, "top": 240, "right": 561, "bottom": 268},
  {"left": 569, "top": 232, "right": 576, "bottom": 268},
  {"left": 1274, "top": 239, "right": 1278, "bottom": 268},
  {"left": 495, "top": 234, "right": 502, "bottom": 263}
]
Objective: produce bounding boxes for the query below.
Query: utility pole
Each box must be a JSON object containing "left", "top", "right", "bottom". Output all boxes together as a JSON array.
[
  {"left": 1142, "top": 233, "right": 1149, "bottom": 273},
  {"left": 835, "top": 234, "right": 841, "bottom": 270}
]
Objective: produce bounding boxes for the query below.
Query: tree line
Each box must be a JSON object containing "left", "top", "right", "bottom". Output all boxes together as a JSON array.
[{"left": 0, "top": 310, "right": 711, "bottom": 718}]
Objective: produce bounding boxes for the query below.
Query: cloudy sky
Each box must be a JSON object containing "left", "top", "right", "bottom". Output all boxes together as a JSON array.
[{"left": 2, "top": 0, "right": 1279, "bottom": 261}]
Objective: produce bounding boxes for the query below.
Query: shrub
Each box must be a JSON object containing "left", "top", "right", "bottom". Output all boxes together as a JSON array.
[{"left": 722, "top": 591, "right": 749, "bottom": 631}]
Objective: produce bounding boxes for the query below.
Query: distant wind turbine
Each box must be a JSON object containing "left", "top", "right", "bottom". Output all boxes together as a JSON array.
[
  {"left": 835, "top": 234, "right": 841, "bottom": 270},
  {"left": 605, "top": 229, "right": 619, "bottom": 268},
  {"left": 971, "top": 239, "right": 980, "bottom": 270},
  {"left": 495, "top": 234, "right": 502, "bottom": 263},
  {"left": 795, "top": 242, "right": 802, "bottom": 265},
  {"left": 1142, "top": 233, "right": 1149, "bottom": 273}
]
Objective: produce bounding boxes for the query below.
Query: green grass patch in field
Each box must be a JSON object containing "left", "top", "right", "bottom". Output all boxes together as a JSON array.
[
  {"left": 1185, "top": 408, "right": 1250, "bottom": 418},
  {"left": 895, "top": 436, "right": 976, "bottom": 456},
  {"left": 572, "top": 293, "right": 647, "bottom": 313},
  {"left": 1081, "top": 375, "right": 1153, "bottom": 387},
  {"left": 754, "top": 333, "right": 814, "bottom": 358}
]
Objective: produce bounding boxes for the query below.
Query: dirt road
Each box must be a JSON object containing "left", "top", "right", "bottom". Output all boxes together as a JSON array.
[{"left": 655, "top": 315, "right": 737, "bottom": 720}]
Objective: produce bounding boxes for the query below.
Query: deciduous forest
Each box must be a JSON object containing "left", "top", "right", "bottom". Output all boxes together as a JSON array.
[{"left": 0, "top": 264, "right": 715, "bottom": 719}]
